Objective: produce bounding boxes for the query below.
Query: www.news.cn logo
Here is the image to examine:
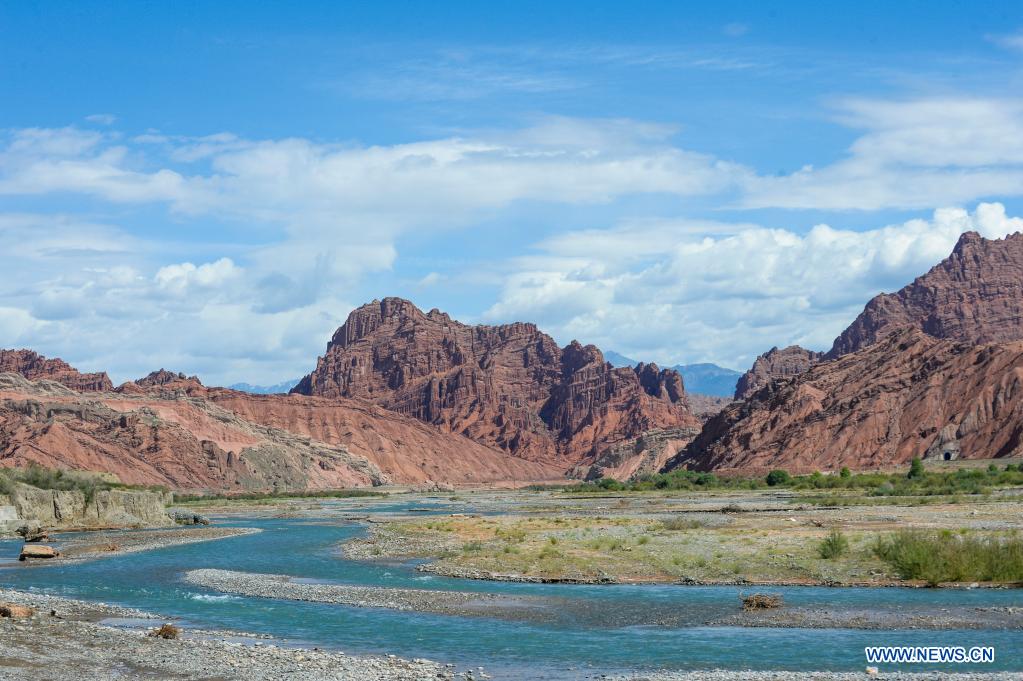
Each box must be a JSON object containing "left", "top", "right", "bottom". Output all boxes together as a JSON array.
[{"left": 865, "top": 646, "right": 995, "bottom": 664}]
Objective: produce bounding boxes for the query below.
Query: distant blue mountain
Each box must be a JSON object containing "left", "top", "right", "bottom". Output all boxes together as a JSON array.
[
  {"left": 604, "top": 350, "right": 741, "bottom": 398},
  {"left": 604, "top": 350, "right": 639, "bottom": 368},
  {"left": 671, "top": 363, "right": 742, "bottom": 398},
  {"left": 228, "top": 379, "right": 300, "bottom": 394}
]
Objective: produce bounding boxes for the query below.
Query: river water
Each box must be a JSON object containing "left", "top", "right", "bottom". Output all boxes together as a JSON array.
[{"left": 1, "top": 499, "right": 1019, "bottom": 678}]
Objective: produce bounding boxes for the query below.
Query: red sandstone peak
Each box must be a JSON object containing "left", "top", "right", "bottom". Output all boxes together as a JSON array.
[
  {"left": 293, "top": 297, "right": 698, "bottom": 463},
  {"left": 828, "top": 230, "right": 1023, "bottom": 358},
  {"left": 0, "top": 349, "right": 113, "bottom": 392}
]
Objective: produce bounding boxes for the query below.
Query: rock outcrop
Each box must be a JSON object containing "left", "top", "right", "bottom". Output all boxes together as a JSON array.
[
  {"left": 733, "top": 346, "right": 823, "bottom": 400},
  {"left": 0, "top": 350, "right": 113, "bottom": 392},
  {"left": 829, "top": 231, "right": 1023, "bottom": 357},
  {"left": 669, "top": 328, "right": 1023, "bottom": 475},
  {"left": 1, "top": 482, "right": 173, "bottom": 532},
  {"left": 135, "top": 369, "right": 203, "bottom": 390},
  {"left": 292, "top": 298, "right": 699, "bottom": 464},
  {"left": 574, "top": 426, "right": 701, "bottom": 481}
]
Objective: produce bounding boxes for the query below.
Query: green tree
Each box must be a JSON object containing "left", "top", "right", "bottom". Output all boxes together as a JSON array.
[
  {"left": 907, "top": 457, "right": 925, "bottom": 479},
  {"left": 765, "top": 469, "right": 791, "bottom": 486}
]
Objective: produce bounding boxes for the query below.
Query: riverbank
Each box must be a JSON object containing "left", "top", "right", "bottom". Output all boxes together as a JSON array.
[
  {"left": 340, "top": 489, "right": 1023, "bottom": 588},
  {"left": 0, "top": 588, "right": 473, "bottom": 680}
]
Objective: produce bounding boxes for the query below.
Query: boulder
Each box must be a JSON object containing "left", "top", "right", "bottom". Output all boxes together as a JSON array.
[{"left": 19, "top": 544, "right": 59, "bottom": 560}]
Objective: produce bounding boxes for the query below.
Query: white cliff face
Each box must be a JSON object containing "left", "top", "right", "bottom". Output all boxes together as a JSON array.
[{"left": 0, "top": 483, "right": 172, "bottom": 535}]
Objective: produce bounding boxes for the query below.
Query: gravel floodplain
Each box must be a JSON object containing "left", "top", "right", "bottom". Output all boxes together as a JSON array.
[{"left": 0, "top": 588, "right": 472, "bottom": 681}]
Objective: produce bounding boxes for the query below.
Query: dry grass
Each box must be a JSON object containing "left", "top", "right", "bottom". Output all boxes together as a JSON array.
[{"left": 148, "top": 623, "right": 180, "bottom": 639}]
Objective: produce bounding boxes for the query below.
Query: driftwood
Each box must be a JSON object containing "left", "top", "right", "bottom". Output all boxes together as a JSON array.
[{"left": 740, "top": 592, "right": 783, "bottom": 611}]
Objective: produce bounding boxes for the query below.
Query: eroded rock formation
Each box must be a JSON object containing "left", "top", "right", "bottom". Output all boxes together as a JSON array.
[
  {"left": 671, "top": 328, "right": 1023, "bottom": 475},
  {"left": 733, "top": 346, "right": 823, "bottom": 400},
  {"left": 292, "top": 298, "right": 699, "bottom": 464},
  {"left": 0, "top": 350, "right": 113, "bottom": 392}
]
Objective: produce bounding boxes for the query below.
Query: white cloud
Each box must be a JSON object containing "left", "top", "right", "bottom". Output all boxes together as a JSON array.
[
  {"left": 4, "top": 106, "right": 1023, "bottom": 384},
  {"left": 485, "top": 203, "right": 1023, "bottom": 371},
  {"left": 743, "top": 98, "right": 1023, "bottom": 210}
]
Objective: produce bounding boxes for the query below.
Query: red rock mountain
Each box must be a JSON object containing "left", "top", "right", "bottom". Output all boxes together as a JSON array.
[
  {"left": 733, "top": 346, "right": 823, "bottom": 400},
  {"left": 674, "top": 230, "right": 1023, "bottom": 474},
  {"left": 829, "top": 231, "right": 1023, "bottom": 357},
  {"left": 293, "top": 297, "right": 699, "bottom": 464},
  {"left": 0, "top": 349, "right": 113, "bottom": 392},
  {"left": 670, "top": 329, "right": 1023, "bottom": 474}
]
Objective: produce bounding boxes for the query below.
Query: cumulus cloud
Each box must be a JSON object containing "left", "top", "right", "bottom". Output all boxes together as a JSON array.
[{"left": 484, "top": 203, "right": 1023, "bottom": 371}]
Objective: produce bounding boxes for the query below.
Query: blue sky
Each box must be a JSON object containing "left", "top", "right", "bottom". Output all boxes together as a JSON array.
[{"left": 3, "top": 1, "right": 1023, "bottom": 385}]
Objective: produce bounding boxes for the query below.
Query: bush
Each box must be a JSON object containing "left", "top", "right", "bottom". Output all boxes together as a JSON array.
[
  {"left": 765, "top": 470, "right": 791, "bottom": 486},
  {"left": 908, "top": 457, "right": 925, "bottom": 479},
  {"left": 818, "top": 529, "right": 849, "bottom": 559},
  {"left": 839, "top": 467, "right": 851, "bottom": 479},
  {"left": 873, "top": 530, "right": 1023, "bottom": 586}
]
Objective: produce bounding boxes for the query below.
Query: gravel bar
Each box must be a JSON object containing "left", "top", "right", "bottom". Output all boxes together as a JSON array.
[{"left": 0, "top": 589, "right": 475, "bottom": 680}]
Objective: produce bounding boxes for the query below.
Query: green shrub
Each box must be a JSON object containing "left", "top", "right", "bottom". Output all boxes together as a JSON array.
[
  {"left": 907, "top": 457, "right": 925, "bottom": 479},
  {"left": 818, "top": 528, "right": 849, "bottom": 559},
  {"left": 839, "top": 467, "right": 851, "bottom": 479},
  {"left": 765, "top": 470, "right": 791, "bottom": 486},
  {"left": 873, "top": 530, "right": 1023, "bottom": 586}
]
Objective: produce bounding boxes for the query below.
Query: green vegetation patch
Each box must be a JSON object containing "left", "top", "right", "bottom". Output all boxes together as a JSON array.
[{"left": 873, "top": 530, "right": 1023, "bottom": 585}]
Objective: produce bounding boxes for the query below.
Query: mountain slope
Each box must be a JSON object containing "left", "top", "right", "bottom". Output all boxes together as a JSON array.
[
  {"left": 669, "top": 329, "right": 1023, "bottom": 474},
  {"left": 829, "top": 231, "right": 1023, "bottom": 357}
]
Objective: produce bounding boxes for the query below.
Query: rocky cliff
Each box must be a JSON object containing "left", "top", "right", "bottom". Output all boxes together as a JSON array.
[
  {"left": 292, "top": 298, "right": 699, "bottom": 465},
  {"left": 733, "top": 346, "right": 823, "bottom": 400},
  {"left": 669, "top": 329, "right": 1023, "bottom": 474},
  {"left": 829, "top": 231, "right": 1023, "bottom": 357},
  {"left": 0, "top": 349, "right": 113, "bottom": 392},
  {"left": 0, "top": 483, "right": 173, "bottom": 533}
]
